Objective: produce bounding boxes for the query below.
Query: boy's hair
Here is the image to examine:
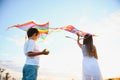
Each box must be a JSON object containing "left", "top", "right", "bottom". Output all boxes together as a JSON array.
[{"left": 27, "top": 28, "right": 39, "bottom": 38}]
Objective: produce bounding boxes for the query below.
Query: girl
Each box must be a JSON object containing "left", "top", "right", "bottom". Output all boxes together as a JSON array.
[{"left": 77, "top": 33, "right": 103, "bottom": 80}]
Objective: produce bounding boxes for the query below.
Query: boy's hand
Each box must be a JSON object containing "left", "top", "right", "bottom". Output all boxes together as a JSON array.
[{"left": 42, "top": 49, "right": 49, "bottom": 55}]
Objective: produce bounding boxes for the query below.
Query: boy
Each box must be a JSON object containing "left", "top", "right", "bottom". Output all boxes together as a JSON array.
[{"left": 22, "top": 28, "right": 49, "bottom": 80}]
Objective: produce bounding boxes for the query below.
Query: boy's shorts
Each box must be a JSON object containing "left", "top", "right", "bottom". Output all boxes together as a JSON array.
[{"left": 22, "top": 64, "right": 39, "bottom": 80}]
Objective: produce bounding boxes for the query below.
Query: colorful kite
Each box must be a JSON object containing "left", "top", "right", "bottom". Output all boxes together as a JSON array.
[
  {"left": 63, "top": 25, "right": 96, "bottom": 37},
  {"left": 49, "top": 25, "right": 96, "bottom": 41},
  {"left": 62, "top": 25, "right": 79, "bottom": 34},
  {"left": 50, "top": 25, "right": 96, "bottom": 37},
  {"left": 7, "top": 21, "right": 49, "bottom": 40}
]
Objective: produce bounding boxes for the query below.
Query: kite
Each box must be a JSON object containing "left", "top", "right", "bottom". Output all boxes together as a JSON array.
[
  {"left": 63, "top": 25, "right": 96, "bottom": 41},
  {"left": 50, "top": 25, "right": 96, "bottom": 37},
  {"left": 62, "top": 25, "right": 79, "bottom": 34},
  {"left": 62, "top": 25, "right": 96, "bottom": 37},
  {"left": 7, "top": 21, "right": 49, "bottom": 40},
  {"left": 49, "top": 25, "right": 96, "bottom": 41}
]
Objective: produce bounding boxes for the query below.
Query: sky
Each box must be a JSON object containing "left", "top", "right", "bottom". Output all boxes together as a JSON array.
[{"left": 0, "top": 0, "right": 120, "bottom": 79}]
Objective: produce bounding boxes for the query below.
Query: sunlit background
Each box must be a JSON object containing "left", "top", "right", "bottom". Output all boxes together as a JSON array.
[{"left": 0, "top": 0, "right": 120, "bottom": 80}]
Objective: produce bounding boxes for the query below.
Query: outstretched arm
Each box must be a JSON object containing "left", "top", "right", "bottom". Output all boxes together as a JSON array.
[
  {"left": 76, "top": 33, "right": 82, "bottom": 48},
  {"left": 27, "top": 49, "right": 49, "bottom": 57}
]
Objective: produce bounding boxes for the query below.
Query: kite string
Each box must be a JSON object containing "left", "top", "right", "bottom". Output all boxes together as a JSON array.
[{"left": 65, "top": 36, "right": 83, "bottom": 41}]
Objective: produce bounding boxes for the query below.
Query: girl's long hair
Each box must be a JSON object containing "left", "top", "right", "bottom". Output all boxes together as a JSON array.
[{"left": 83, "top": 34, "right": 98, "bottom": 59}]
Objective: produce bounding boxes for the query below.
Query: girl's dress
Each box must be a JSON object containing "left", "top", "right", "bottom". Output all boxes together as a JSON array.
[{"left": 81, "top": 45, "right": 103, "bottom": 80}]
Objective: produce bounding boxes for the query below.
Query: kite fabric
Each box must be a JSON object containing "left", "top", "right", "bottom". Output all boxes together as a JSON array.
[
  {"left": 49, "top": 25, "right": 96, "bottom": 41},
  {"left": 62, "top": 25, "right": 96, "bottom": 37},
  {"left": 50, "top": 25, "right": 96, "bottom": 37},
  {"left": 63, "top": 25, "right": 79, "bottom": 34},
  {"left": 7, "top": 21, "right": 49, "bottom": 40},
  {"left": 7, "top": 21, "right": 96, "bottom": 41}
]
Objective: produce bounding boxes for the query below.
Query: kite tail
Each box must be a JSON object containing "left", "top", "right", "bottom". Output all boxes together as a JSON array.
[{"left": 6, "top": 24, "right": 20, "bottom": 30}]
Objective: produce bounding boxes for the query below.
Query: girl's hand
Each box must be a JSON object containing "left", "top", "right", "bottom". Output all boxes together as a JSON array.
[{"left": 76, "top": 32, "right": 80, "bottom": 37}]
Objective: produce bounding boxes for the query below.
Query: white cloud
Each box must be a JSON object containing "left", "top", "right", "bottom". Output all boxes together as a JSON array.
[
  {"left": 0, "top": 60, "right": 81, "bottom": 80},
  {"left": 93, "top": 10, "right": 120, "bottom": 78},
  {"left": 69, "top": 10, "right": 120, "bottom": 78},
  {"left": 6, "top": 35, "right": 25, "bottom": 47}
]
